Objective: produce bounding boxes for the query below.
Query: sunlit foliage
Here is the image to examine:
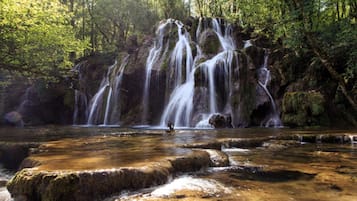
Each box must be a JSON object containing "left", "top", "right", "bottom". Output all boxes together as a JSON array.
[{"left": 0, "top": 0, "right": 88, "bottom": 81}]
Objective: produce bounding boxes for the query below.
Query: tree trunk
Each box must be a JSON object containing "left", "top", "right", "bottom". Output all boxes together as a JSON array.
[
  {"left": 305, "top": 32, "right": 357, "bottom": 113},
  {"left": 336, "top": 2, "right": 340, "bottom": 20}
]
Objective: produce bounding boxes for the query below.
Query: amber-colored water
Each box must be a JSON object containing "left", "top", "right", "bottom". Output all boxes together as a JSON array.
[
  {"left": 0, "top": 126, "right": 356, "bottom": 201},
  {"left": 115, "top": 140, "right": 357, "bottom": 201}
]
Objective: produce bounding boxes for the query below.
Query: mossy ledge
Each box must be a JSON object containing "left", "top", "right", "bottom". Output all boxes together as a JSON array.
[
  {"left": 282, "top": 91, "right": 329, "bottom": 127},
  {"left": 6, "top": 150, "right": 226, "bottom": 201}
]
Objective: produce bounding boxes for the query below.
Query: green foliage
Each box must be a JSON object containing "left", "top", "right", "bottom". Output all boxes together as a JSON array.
[
  {"left": 0, "top": 0, "right": 88, "bottom": 81},
  {"left": 89, "top": 0, "right": 159, "bottom": 52},
  {"left": 155, "top": 0, "right": 189, "bottom": 20}
]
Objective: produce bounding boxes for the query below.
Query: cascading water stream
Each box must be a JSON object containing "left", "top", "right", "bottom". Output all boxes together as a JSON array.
[
  {"left": 160, "top": 18, "right": 237, "bottom": 127},
  {"left": 257, "top": 51, "right": 282, "bottom": 127},
  {"left": 159, "top": 20, "right": 194, "bottom": 127},
  {"left": 72, "top": 61, "right": 89, "bottom": 125},
  {"left": 86, "top": 56, "right": 129, "bottom": 125},
  {"left": 193, "top": 19, "right": 237, "bottom": 127},
  {"left": 103, "top": 55, "right": 129, "bottom": 125},
  {"left": 142, "top": 19, "right": 173, "bottom": 124},
  {"left": 86, "top": 62, "right": 116, "bottom": 125}
]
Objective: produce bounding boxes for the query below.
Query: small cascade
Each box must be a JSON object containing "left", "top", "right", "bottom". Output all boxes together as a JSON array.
[
  {"left": 257, "top": 51, "right": 282, "bottom": 127},
  {"left": 159, "top": 20, "right": 194, "bottom": 127},
  {"left": 86, "top": 63, "right": 115, "bottom": 125},
  {"left": 73, "top": 62, "right": 89, "bottom": 125},
  {"left": 73, "top": 90, "right": 88, "bottom": 124},
  {"left": 86, "top": 56, "right": 129, "bottom": 125},
  {"left": 192, "top": 18, "right": 237, "bottom": 127},
  {"left": 103, "top": 55, "right": 130, "bottom": 125},
  {"left": 142, "top": 19, "right": 173, "bottom": 124},
  {"left": 244, "top": 40, "right": 252, "bottom": 48}
]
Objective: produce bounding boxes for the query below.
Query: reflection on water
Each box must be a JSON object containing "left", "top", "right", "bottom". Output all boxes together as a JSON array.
[{"left": 0, "top": 126, "right": 356, "bottom": 200}]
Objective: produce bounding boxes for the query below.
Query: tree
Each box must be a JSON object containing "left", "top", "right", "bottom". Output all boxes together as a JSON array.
[
  {"left": 0, "top": 0, "right": 88, "bottom": 81},
  {"left": 157, "top": 0, "right": 189, "bottom": 20},
  {"left": 87, "top": 0, "right": 159, "bottom": 52}
]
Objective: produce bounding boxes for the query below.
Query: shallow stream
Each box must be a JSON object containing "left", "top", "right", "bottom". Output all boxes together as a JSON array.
[{"left": 0, "top": 126, "right": 356, "bottom": 200}]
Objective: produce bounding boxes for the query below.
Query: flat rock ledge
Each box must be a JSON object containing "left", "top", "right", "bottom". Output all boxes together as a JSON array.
[
  {"left": 182, "top": 134, "right": 356, "bottom": 150},
  {"left": 6, "top": 150, "right": 229, "bottom": 201}
]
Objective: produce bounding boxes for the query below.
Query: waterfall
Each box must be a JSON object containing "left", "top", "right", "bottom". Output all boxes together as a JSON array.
[
  {"left": 142, "top": 19, "right": 173, "bottom": 124},
  {"left": 257, "top": 51, "right": 282, "bottom": 127},
  {"left": 103, "top": 55, "right": 130, "bottom": 125},
  {"left": 87, "top": 78, "right": 109, "bottom": 125},
  {"left": 192, "top": 19, "right": 237, "bottom": 127},
  {"left": 160, "top": 18, "right": 236, "bottom": 127},
  {"left": 73, "top": 90, "right": 88, "bottom": 125},
  {"left": 159, "top": 20, "right": 194, "bottom": 127},
  {"left": 73, "top": 61, "right": 89, "bottom": 125},
  {"left": 74, "top": 17, "right": 283, "bottom": 128},
  {"left": 85, "top": 55, "right": 129, "bottom": 125}
]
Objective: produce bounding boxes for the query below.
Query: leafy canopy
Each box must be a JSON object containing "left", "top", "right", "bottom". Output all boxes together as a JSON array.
[{"left": 0, "top": 0, "right": 88, "bottom": 81}]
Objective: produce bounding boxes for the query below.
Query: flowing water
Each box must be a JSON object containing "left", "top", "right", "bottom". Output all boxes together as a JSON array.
[
  {"left": 0, "top": 166, "right": 12, "bottom": 201},
  {"left": 74, "top": 18, "right": 282, "bottom": 128},
  {"left": 160, "top": 18, "right": 238, "bottom": 128},
  {"left": 0, "top": 127, "right": 356, "bottom": 200},
  {"left": 142, "top": 19, "right": 172, "bottom": 124},
  {"left": 159, "top": 20, "right": 194, "bottom": 127},
  {"left": 84, "top": 55, "right": 129, "bottom": 126},
  {"left": 257, "top": 50, "right": 282, "bottom": 127}
]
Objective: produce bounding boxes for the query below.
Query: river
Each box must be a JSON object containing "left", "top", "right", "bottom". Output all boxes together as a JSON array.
[{"left": 0, "top": 126, "right": 356, "bottom": 200}]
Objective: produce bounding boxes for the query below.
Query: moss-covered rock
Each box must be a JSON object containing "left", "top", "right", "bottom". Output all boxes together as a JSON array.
[
  {"left": 6, "top": 150, "right": 213, "bottom": 201},
  {"left": 199, "top": 29, "right": 221, "bottom": 56},
  {"left": 282, "top": 91, "right": 329, "bottom": 127}
]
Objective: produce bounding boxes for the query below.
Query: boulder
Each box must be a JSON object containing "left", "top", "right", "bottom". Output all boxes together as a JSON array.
[
  {"left": 282, "top": 91, "right": 329, "bottom": 127},
  {"left": 0, "top": 142, "right": 39, "bottom": 171},
  {"left": 208, "top": 114, "right": 232, "bottom": 128},
  {"left": 3, "top": 111, "right": 23, "bottom": 127},
  {"left": 199, "top": 29, "right": 221, "bottom": 56}
]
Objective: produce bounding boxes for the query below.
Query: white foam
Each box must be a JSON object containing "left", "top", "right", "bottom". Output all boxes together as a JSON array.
[
  {"left": 222, "top": 147, "right": 250, "bottom": 153},
  {"left": 150, "top": 176, "right": 232, "bottom": 197},
  {"left": 0, "top": 187, "right": 12, "bottom": 201}
]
